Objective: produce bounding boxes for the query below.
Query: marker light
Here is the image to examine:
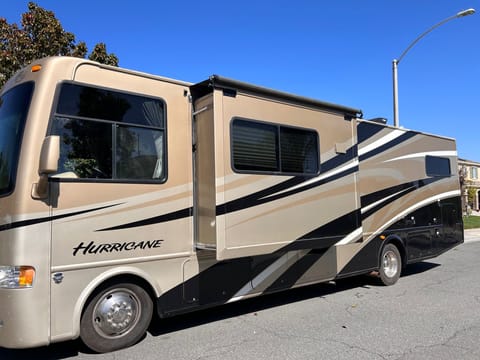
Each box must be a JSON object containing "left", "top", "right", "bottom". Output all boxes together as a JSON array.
[
  {"left": 0, "top": 266, "right": 35, "bottom": 288},
  {"left": 31, "top": 64, "right": 42, "bottom": 72}
]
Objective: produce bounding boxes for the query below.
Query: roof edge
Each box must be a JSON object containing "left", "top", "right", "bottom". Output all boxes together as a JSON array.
[{"left": 190, "top": 75, "right": 363, "bottom": 118}]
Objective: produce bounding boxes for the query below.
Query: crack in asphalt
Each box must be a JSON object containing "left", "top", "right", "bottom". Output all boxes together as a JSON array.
[
  {"left": 229, "top": 310, "right": 480, "bottom": 360},
  {"left": 387, "top": 325, "right": 480, "bottom": 360},
  {"left": 193, "top": 338, "right": 257, "bottom": 360},
  {"left": 235, "top": 314, "right": 391, "bottom": 360}
]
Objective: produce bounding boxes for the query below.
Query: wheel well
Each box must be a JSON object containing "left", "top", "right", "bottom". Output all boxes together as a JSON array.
[
  {"left": 383, "top": 236, "right": 407, "bottom": 269},
  {"left": 78, "top": 274, "right": 156, "bottom": 352},
  {"left": 81, "top": 274, "right": 157, "bottom": 316}
]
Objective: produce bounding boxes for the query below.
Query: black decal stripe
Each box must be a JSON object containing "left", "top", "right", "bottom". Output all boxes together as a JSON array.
[
  {"left": 259, "top": 165, "right": 359, "bottom": 205},
  {"left": 264, "top": 249, "right": 328, "bottom": 293},
  {"left": 321, "top": 146, "right": 357, "bottom": 173},
  {"left": 279, "top": 237, "right": 340, "bottom": 252},
  {"left": 0, "top": 204, "right": 120, "bottom": 232},
  {"left": 297, "top": 209, "right": 360, "bottom": 241},
  {"left": 219, "top": 165, "right": 358, "bottom": 216},
  {"left": 97, "top": 207, "right": 193, "bottom": 231},
  {"left": 361, "top": 182, "right": 417, "bottom": 208},
  {"left": 359, "top": 132, "right": 417, "bottom": 162},
  {"left": 360, "top": 177, "right": 442, "bottom": 220},
  {"left": 361, "top": 188, "right": 416, "bottom": 221},
  {"left": 337, "top": 236, "right": 382, "bottom": 277},
  {"left": 216, "top": 176, "right": 306, "bottom": 216},
  {"left": 357, "top": 121, "right": 385, "bottom": 144},
  {"left": 251, "top": 254, "right": 287, "bottom": 277},
  {"left": 279, "top": 210, "right": 360, "bottom": 253}
]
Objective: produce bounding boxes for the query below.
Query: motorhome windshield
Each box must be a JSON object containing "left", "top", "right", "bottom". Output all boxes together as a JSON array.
[{"left": 0, "top": 82, "right": 34, "bottom": 196}]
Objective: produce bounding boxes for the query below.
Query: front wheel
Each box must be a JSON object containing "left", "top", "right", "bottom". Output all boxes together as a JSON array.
[
  {"left": 379, "top": 243, "right": 402, "bottom": 286},
  {"left": 80, "top": 282, "right": 153, "bottom": 353}
]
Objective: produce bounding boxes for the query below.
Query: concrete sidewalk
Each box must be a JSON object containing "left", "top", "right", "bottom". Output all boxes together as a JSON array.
[{"left": 464, "top": 228, "right": 480, "bottom": 243}]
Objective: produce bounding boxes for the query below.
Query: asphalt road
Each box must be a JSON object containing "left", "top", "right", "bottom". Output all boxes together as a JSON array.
[{"left": 2, "top": 237, "right": 480, "bottom": 360}]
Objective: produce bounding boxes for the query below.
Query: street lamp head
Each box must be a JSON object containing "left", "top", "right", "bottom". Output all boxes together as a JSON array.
[
  {"left": 457, "top": 8, "right": 475, "bottom": 17},
  {"left": 392, "top": 7, "right": 475, "bottom": 128}
]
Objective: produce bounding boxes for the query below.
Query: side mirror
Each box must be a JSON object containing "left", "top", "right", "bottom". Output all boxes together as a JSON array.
[
  {"left": 32, "top": 136, "right": 59, "bottom": 199},
  {"left": 38, "top": 135, "right": 60, "bottom": 175}
]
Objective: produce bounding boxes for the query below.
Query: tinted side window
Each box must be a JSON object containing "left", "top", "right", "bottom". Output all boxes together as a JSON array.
[
  {"left": 280, "top": 126, "right": 319, "bottom": 174},
  {"left": 51, "top": 118, "right": 112, "bottom": 178},
  {"left": 426, "top": 156, "right": 451, "bottom": 177},
  {"left": 57, "top": 83, "right": 164, "bottom": 127},
  {"left": 51, "top": 83, "right": 166, "bottom": 182},
  {"left": 0, "top": 82, "right": 34, "bottom": 196},
  {"left": 232, "top": 120, "right": 278, "bottom": 172},
  {"left": 231, "top": 118, "right": 319, "bottom": 175}
]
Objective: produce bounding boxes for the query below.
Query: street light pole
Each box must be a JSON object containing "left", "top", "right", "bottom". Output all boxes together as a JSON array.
[{"left": 392, "top": 8, "right": 475, "bottom": 128}]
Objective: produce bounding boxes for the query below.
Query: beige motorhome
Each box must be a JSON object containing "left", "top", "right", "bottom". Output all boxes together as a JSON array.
[{"left": 0, "top": 57, "right": 463, "bottom": 353}]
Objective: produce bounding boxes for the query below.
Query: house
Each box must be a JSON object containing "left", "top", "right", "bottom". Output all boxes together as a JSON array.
[{"left": 458, "top": 158, "right": 480, "bottom": 213}]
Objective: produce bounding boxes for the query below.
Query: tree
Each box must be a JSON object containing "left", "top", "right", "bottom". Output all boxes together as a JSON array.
[
  {"left": 0, "top": 2, "right": 118, "bottom": 88},
  {"left": 467, "top": 187, "right": 477, "bottom": 208}
]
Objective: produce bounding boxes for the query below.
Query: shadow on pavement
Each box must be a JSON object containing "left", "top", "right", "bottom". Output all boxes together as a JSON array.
[
  {"left": 0, "top": 339, "right": 86, "bottom": 360},
  {"left": 401, "top": 261, "right": 440, "bottom": 277}
]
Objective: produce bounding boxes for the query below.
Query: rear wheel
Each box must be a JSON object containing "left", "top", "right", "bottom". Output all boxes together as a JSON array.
[
  {"left": 80, "top": 282, "right": 153, "bottom": 353},
  {"left": 379, "top": 243, "right": 402, "bottom": 286}
]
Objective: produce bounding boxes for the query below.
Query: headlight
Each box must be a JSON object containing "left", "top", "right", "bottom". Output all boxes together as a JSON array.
[{"left": 0, "top": 266, "right": 35, "bottom": 288}]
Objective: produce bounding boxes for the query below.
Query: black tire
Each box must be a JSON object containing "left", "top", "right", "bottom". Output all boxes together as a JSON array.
[
  {"left": 379, "top": 243, "right": 402, "bottom": 286},
  {"left": 80, "top": 282, "right": 153, "bottom": 353}
]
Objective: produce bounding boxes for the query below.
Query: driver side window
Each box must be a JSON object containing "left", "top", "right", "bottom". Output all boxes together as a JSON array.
[{"left": 50, "top": 83, "right": 166, "bottom": 182}]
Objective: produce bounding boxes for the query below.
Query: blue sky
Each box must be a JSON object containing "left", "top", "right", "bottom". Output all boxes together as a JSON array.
[{"left": 3, "top": 1, "right": 479, "bottom": 160}]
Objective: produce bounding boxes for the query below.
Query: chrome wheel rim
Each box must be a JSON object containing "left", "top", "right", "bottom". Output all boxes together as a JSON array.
[
  {"left": 92, "top": 288, "right": 141, "bottom": 339},
  {"left": 383, "top": 250, "right": 399, "bottom": 278}
]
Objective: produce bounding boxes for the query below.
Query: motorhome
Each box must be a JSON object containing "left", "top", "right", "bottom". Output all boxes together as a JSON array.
[{"left": 0, "top": 57, "right": 463, "bottom": 352}]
